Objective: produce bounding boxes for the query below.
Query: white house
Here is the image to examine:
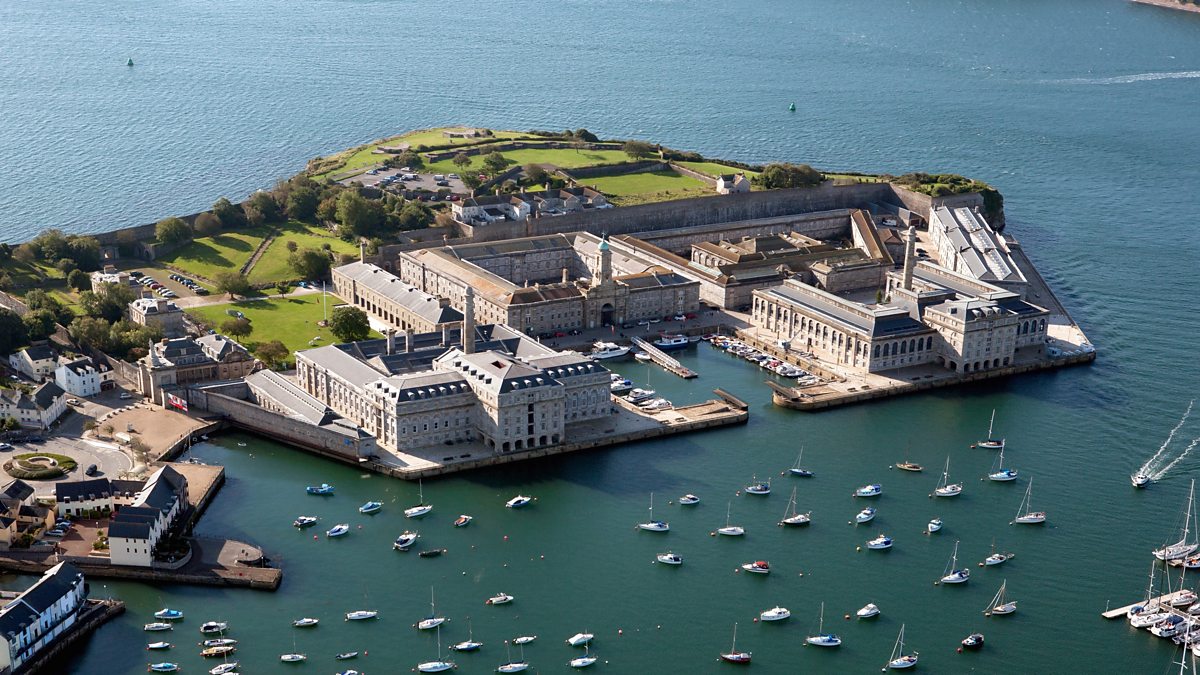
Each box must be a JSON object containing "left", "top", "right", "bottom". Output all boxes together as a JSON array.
[
  {"left": 7, "top": 345, "right": 58, "bottom": 381},
  {"left": 54, "top": 358, "right": 105, "bottom": 398},
  {"left": 0, "top": 562, "right": 87, "bottom": 673},
  {"left": 716, "top": 173, "right": 751, "bottom": 194},
  {"left": 107, "top": 466, "right": 189, "bottom": 567},
  {"left": 53, "top": 478, "right": 143, "bottom": 518},
  {"left": 0, "top": 383, "right": 67, "bottom": 430}
]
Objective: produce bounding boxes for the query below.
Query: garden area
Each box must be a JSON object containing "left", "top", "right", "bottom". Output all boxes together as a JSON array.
[
  {"left": 313, "top": 128, "right": 540, "bottom": 180},
  {"left": 5, "top": 452, "right": 76, "bottom": 479},
  {"left": 158, "top": 226, "right": 272, "bottom": 282},
  {"left": 676, "top": 161, "right": 761, "bottom": 179},
  {"left": 247, "top": 221, "right": 359, "bottom": 284}
]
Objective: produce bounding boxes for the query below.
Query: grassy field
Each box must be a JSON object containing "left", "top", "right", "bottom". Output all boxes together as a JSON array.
[
  {"left": 186, "top": 293, "right": 380, "bottom": 366},
  {"left": 248, "top": 221, "right": 358, "bottom": 284},
  {"left": 316, "top": 128, "right": 538, "bottom": 179},
  {"left": 424, "top": 146, "right": 630, "bottom": 175},
  {"left": 581, "top": 170, "right": 709, "bottom": 196},
  {"left": 158, "top": 227, "right": 271, "bottom": 281},
  {"left": 676, "top": 161, "right": 761, "bottom": 179}
]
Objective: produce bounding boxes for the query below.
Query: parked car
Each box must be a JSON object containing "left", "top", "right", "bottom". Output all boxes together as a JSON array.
[
  {"left": 66, "top": 398, "right": 81, "bottom": 406},
  {"left": 446, "top": 194, "right": 460, "bottom": 201},
  {"left": 195, "top": 288, "right": 209, "bottom": 295},
  {"left": 673, "top": 313, "right": 687, "bottom": 321},
  {"left": 129, "top": 270, "right": 143, "bottom": 278},
  {"left": 119, "top": 392, "right": 133, "bottom": 400},
  {"left": 448, "top": 173, "right": 460, "bottom": 179},
  {"left": 0, "top": 443, "right": 11, "bottom": 451},
  {"left": 85, "top": 464, "right": 98, "bottom": 476},
  {"left": 44, "top": 529, "right": 65, "bottom": 538},
  {"left": 435, "top": 180, "right": 450, "bottom": 187}
]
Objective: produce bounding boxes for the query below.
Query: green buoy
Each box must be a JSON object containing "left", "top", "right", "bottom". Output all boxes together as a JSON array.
[
  {"left": 127, "top": 58, "right": 134, "bottom": 67},
  {"left": 789, "top": 102, "right": 796, "bottom": 112}
]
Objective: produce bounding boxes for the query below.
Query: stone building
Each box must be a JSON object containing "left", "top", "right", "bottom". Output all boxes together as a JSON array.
[
  {"left": 451, "top": 188, "right": 609, "bottom": 228},
  {"left": 0, "top": 383, "right": 67, "bottom": 430},
  {"left": 927, "top": 206, "right": 1026, "bottom": 295},
  {"left": 332, "top": 261, "right": 463, "bottom": 334},
  {"left": 7, "top": 345, "right": 58, "bottom": 381},
  {"left": 716, "top": 173, "right": 751, "bottom": 194},
  {"left": 128, "top": 297, "right": 186, "bottom": 338},
  {"left": 135, "top": 336, "right": 256, "bottom": 405}
]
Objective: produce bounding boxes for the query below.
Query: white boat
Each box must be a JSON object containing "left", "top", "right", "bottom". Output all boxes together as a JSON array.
[
  {"left": 744, "top": 475, "right": 771, "bottom": 495},
  {"left": 741, "top": 560, "right": 770, "bottom": 574},
  {"left": 326, "top": 523, "right": 350, "bottom": 538},
  {"left": 454, "top": 514, "right": 473, "bottom": 528},
  {"left": 280, "top": 653, "right": 306, "bottom": 663},
  {"left": 653, "top": 334, "right": 690, "bottom": 351},
  {"left": 984, "top": 579, "right": 1017, "bottom": 615},
  {"left": 201, "top": 639, "right": 237, "bottom": 647},
  {"left": 1012, "top": 477, "right": 1047, "bottom": 525},
  {"left": 451, "top": 618, "right": 483, "bottom": 652},
  {"left": 146, "top": 641, "right": 172, "bottom": 650},
  {"left": 393, "top": 530, "right": 419, "bottom": 550},
  {"left": 987, "top": 447, "right": 1018, "bottom": 482},
  {"left": 855, "top": 507, "right": 876, "bottom": 524},
  {"left": 589, "top": 341, "right": 630, "bottom": 360},
  {"left": 498, "top": 639, "right": 530, "bottom": 672},
  {"left": 938, "top": 540, "right": 970, "bottom": 584},
  {"left": 209, "top": 663, "right": 239, "bottom": 675},
  {"left": 405, "top": 479, "right": 433, "bottom": 518},
  {"left": 927, "top": 518, "right": 943, "bottom": 533},
  {"left": 1132, "top": 473, "right": 1152, "bottom": 488},
  {"left": 805, "top": 602, "right": 841, "bottom": 647},
  {"left": 637, "top": 492, "right": 669, "bottom": 531},
  {"left": 679, "top": 493, "right": 700, "bottom": 505},
  {"left": 639, "top": 397, "right": 672, "bottom": 411},
  {"left": 144, "top": 623, "right": 173, "bottom": 632},
  {"left": 1130, "top": 610, "right": 1171, "bottom": 629},
  {"left": 148, "top": 664, "right": 180, "bottom": 673},
  {"left": 566, "top": 632, "right": 594, "bottom": 647},
  {"left": 1173, "top": 590, "right": 1199, "bottom": 607},
  {"left": 568, "top": 648, "right": 598, "bottom": 668},
  {"left": 1155, "top": 480, "right": 1197, "bottom": 560},
  {"left": 292, "top": 617, "right": 319, "bottom": 627},
  {"left": 856, "top": 603, "right": 880, "bottom": 619},
  {"left": 885, "top": 623, "right": 919, "bottom": 670},
  {"left": 293, "top": 515, "right": 318, "bottom": 528},
  {"left": 609, "top": 377, "right": 633, "bottom": 395},
  {"left": 345, "top": 610, "right": 378, "bottom": 621},
  {"left": 418, "top": 588, "right": 447, "bottom": 630},
  {"left": 656, "top": 552, "right": 683, "bottom": 565},
  {"left": 867, "top": 534, "right": 894, "bottom": 550},
  {"left": 933, "top": 456, "right": 963, "bottom": 497},
  {"left": 719, "top": 622, "right": 752, "bottom": 664},
  {"left": 506, "top": 495, "right": 533, "bottom": 508},
  {"left": 778, "top": 486, "right": 811, "bottom": 526},
  {"left": 513, "top": 636, "right": 537, "bottom": 645},
  {"left": 854, "top": 484, "right": 882, "bottom": 498},
  {"left": 154, "top": 608, "right": 184, "bottom": 621},
  {"left": 199, "top": 622, "right": 227, "bottom": 634},
  {"left": 974, "top": 409, "right": 1005, "bottom": 450},
  {"left": 416, "top": 625, "right": 456, "bottom": 672},
  {"left": 200, "top": 645, "right": 235, "bottom": 658},
  {"left": 625, "top": 388, "right": 655, "bottom": 403},
  {"left": 717, "top": 501, "right": 744, "bottom": 536},
  {"left": 788, "top": 447, "right": 814, "bottom": 477},
  {"left": 759, "top": 606, "right": 790, "bottom": 621},
  {"left": 486, "top": 592, "right": 514, "bottom": 605},
  {"left": 983, "top": 542, "right": 1014, "bottom": 566},
  {"left": 358, "top": 500, "right": 383, "bottom": 514},
  {"left": 633, "top": 351, "right": 652, "bottom": 362}
]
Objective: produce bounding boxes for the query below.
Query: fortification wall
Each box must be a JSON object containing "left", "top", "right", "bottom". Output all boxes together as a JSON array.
[{"left": 187, "top": 388, "right": 373, "bottom": 459}]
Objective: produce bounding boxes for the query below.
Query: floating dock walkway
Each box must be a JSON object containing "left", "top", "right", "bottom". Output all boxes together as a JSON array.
[
  {"left": 630, "top": 337, "right": 698, "bottom": 379},
  {"left": 1101, "top": 590, "right": 1192, "bottom": 619}
]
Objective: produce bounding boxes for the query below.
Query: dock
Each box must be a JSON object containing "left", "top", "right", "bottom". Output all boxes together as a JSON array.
[
  {"left": 1101, "top": 590, "right": 1192, "bottom": 619},
  {"left": 630, "top": 336, "right": 698, "bottom": 379}
]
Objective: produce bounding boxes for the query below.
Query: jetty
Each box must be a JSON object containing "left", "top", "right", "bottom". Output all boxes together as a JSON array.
[
  {"left": 630, "top": 336, "right": 698, "bottom": 379},
  {"left": 1101, "top": 590, "right": 1193, "bottom": 619}
]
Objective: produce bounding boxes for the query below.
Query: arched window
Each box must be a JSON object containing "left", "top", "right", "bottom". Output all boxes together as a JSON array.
[
  {"left": 926, "top": 336, "right": 933, "bottom": 350},
  {"left": 910, "top": 339, "right": 917, "bottom": 353},
  {"left": 1039, "top": 319, "right": 1046, "bottom": 332},
  {"left": 873, "top": 345, "right": 880, "bottom": 358},
  {"left": 882, "top": 344, "right": 890, "bottom": 357}
]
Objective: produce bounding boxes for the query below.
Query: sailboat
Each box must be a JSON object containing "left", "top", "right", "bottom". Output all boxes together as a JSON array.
[
  {"left": 805, "top": 602, "right": 841, "bottom": 647},
  {"left": 451, "top": 617, "right": 483, "bottom": 652},
  {"left": 637, "top": 492, "right": 669, "bottom": 531},
  {"left": 788, "top": 447, "right": 814, "bottom": 477},
  {"left": 1012, "top": 477, "right": 1047, "bottom": 525},
  {"left": 987, "top": 447, "right": 1018, "bottom": 482},
  {"left": 279, "top": 633, "right": 306, "bottom": 662},
  {"left": 938, "top": 540, "right": 969, "bottom": 584},
  {"left": 718, "top": 622, "right": 751, "bottom": 663},
  {"left": 717, "top": 501, "right": 745, "bottom": 536},
  {"left": 497, "top": 639, "right": 530, "bottom": 672},
  {"left": 1128, "top": 561, "right": 1162, "bottom": 619},
  {"left": 778, "top": 486, "right": 811, "bottom": 526},
  {"left": 417, "top": 587, "right": 447, "bottom": 630},
  {"left": 933, "top": 456, "right": 963, "bottom": 497},
  {"left": 416, "top": 625, "right": 455, "bottom": 672},
  {"left": 984, "top": 579, "right": 1017, "bottom": 615},
  {"left": 405, "top": 479, "right": 433, "bottom": 518},
  {"left": 568, "top": 645, "right": 598, "bottom": 668},
  {"left": 1156, "top": 480, "right": 1198, "bottom": 560},
  {"left": 974, "top": 409, "right": 1005, "bottom": 450},
  {"left": 885, "top": 623, "right": 919, "bottom": 670},
  {"left": 982, "top": 540, "right": 1015, "bottom": 566}
]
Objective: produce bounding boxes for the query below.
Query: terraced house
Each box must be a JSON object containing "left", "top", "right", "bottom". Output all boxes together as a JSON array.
[{"left": 0, "top": 562, "right": 87, "bottom": 673}]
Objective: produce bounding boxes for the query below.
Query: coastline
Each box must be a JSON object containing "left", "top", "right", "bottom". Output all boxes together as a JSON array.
[{"left": 1131, "top": 0, "right": 1200, "bottom": 13}]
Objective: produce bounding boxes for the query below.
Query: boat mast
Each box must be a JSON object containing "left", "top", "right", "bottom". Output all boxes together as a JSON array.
[{"left": 988, "top": 409, "right": 995, "bottom": 439}]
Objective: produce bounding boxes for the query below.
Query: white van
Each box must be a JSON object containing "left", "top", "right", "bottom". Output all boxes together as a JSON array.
[{"left": 433, "top": 174, "right": 445, "bottom": 181}]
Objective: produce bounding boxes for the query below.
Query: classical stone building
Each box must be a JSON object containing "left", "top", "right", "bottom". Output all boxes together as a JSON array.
[
  {"left": 927, "top": 206, "right": 1026, "bottom": 294},
  {"left": 128, "top": 297, "right": 185, "bottom": 338},
  {"left": 332, "top": 261, "right": 463, "bottom": 334},
  {"left": 135, "top": 336, "right": 256, "bottom": 405}
]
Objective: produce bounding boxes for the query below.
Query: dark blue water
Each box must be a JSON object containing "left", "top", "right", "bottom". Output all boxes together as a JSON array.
[{"left": 3, "top": 0, "right": 1200, "bottom": 672}]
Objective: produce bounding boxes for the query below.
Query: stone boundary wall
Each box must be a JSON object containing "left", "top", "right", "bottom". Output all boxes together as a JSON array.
[
  {"left": 423, "top": 140, "right": 621, "bottom": 163},
  {"left": 668, "top": 162, "right": 719, "bottom": 185},
  {"left": 565, "top": 160, "right": 669, "bottom": 180}
]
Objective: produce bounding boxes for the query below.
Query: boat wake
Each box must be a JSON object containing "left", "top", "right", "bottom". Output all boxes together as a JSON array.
[
  {"left": 1138, "top": 400, "right": 1196, "bottom": 480},
  {"left": 1046, "top": 71, "right": 1200, "bottom": 86}
]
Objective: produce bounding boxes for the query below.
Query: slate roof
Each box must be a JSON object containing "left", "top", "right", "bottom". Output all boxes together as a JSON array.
[
  {"left": 30, "top": 382, "right": 64, "bottom": 411},
  {"left": 195, "top": 334, "right": 249, "bottom": 361},
  {"left": 762, "top": 282, "right": 929, "bottom": 339},
  {"left": 1, "top": 480, "right": 33, "bottom": 503},
  {"left": 17, "top": 345, "right": 56, "bottom": 363},
  {"left": 336, "top": 262, "right": 464, "bottom": 324},
  {"left": 55, "top": 478, "right": 116, "bottom": 502},
  {"left": 0, "top": 562, "right": 83, "bottom": 638}
]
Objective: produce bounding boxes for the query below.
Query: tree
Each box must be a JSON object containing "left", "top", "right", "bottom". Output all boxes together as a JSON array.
[
  {"left": 275, "top": 281, "right": 290, "bottom": 297},
  {"left": 214, "top": 271, "right": 252, "bottom": 299},
  {"left": 483, "top": 152, "right": 511, "bottom": 175},
  {"left": 255, "top": 340, "right": 290, "bottom": 369},
  {"left": 286, "top": 186, "right": 319, "bottom": 221},
  {"left": 22, "top": 310, "right": 57, "bottom": 341},
  {"left": 395, "top": 202, "right": 432, "bottom": 231},
  {"left": 0, "top": 309, "right": 28, "bottom": 354},
  {"left": 11, "top": 245, "right": 35, "bottom": 264},
  {"left": 622, "top": 140, "right": 655, "bottom": 161},
  {"left": 155, "top": 217, "right": 193, "bottom": 245},
  {"left": 67, "top": 237, "right": 102, "bottom": 271},
  {"left": 396, "top": 150, "right": 424, "bottom": 170},
  {"left": 335, "top": 191, "right": 385, "bottom": 238},
  {"left": 67, "top": 269, "right": 90, "bottom": 292},
  {"left": 316, "top": 195, "right": 339, "bottom": 223},
  {"left": 55, "top": 258, "right": 77, "bottom": 276},
  {"left": 220, "top": 317, "right": 252, "bottom": 338},
  {"left": 329, "top": 306, "right": 370, "bottom": 342},
  {"left": 212, "top": 197, "right": 244, "bottom": 228},
  {"left": 68, "top": 316, "right": 111, "bottom": 352},
  {"left": 524, "top": 164, "right": 549, "bottom": 187},
  {"left": 193, "top": 212, "right": 222, "bottom": 236},
  {"left": 452, "top": 153, "right": 472, "bottom": 170},
  {"left": 756, "top": 163, "right": 823, "bottom": 189},
  {"left": 288, "top": 249, "right": 331, "bottom": 280},
  {"left": 246, "top": 191, "right": 281, "bottom": 223},
  {"left": 79, "top": 283, "right": 136, "bottom": 322},
  {"left": 285, "top": 240, "right": 298, "bottom": 253},
  {"left": 24, "top": 289, "right": 73, "bottom": 326},
  {"left": 460, "top": 173, "right": 483, "bottom": 191},
  {"left": 29, "top": 229, "right": 68, "bottom": 260}
]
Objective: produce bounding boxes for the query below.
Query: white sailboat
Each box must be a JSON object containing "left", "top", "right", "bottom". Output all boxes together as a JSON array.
[
  {"left": 1012, "top": 477, "right": 1047, "bottom": 524},
  {"left": 496, "top": 640, "right": 529, "bottom": 672},
  {"left": 568, "top": 645, "right": 597, "bottom": 668},
  {"left": 974, "top": 409, "right": 1005, "bottom": 450},
  {"left": 885, "top": 623, "right": 919, "bottom": 670},
  {"left": 1156, "top": 480, "right": 1198, "bottom": 560},
  {"left": 805, "top": 601, "right": 841, "bottom": 647},
  {"left": 984, "top": 579, "right": 1017, "bottom": 615},
  {"left": 938, "top": 540, "right": 969, "bottom": 584},
  {"left": 417, "top": 587, "right": 447, "bottom": 630},
  {"left": 778, "top": 486, "right": 811, "bottom": 526},
  {"left": 717, "top": 500, "right": 744, "bottom": 536},
  {"left": 1128, "top": 561, "right": 1162, "bottom": 619},
  {"left": 405, "top": 479, "right": 433, "bottom": 518},
  {"left": 933, "top": 456, "right": 963, "bottom": 497},
  {"left": 451, "top": 617, "right": 483, "bottom": 652},
  {"left": 416, "top": 625, "right": 455, "bottom": 672},
  {"left": 788, "top": 447, "right": 814, "bottom": 477},
  {"left": 637, "top": 492, "right": 669, "bottom": 531},
  {"left": 987, "top": 447, "right": 1018, "bottom": 482}
]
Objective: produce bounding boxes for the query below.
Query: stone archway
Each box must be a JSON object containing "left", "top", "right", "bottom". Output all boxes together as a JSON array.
[{"left": 600, "top": 303, "right": 615, "bottom": 327}]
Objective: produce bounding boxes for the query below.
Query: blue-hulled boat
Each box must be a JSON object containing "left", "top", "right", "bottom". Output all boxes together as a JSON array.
[
  {"left": 358, "top": 501, "right": 383, "bottom": 514},
  {"left": 307, "top": 483, "right": 334, "bottom": 495}
]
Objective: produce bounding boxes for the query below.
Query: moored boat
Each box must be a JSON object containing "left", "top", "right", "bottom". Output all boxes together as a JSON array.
[
  {"left": 788, "top": 447, "right": 814, "bottom": 477},
  {"left": 417, "top": 588, "right": 446, "bottom": 630},
  {"left": 759, "top": 606, "right": 790, "bottom": 621},
  {"left": 358, "top": 501, "right": 383, "bottom": 514},
  {"left": 486, "top": 592, "right": 514, "bottom": 605},
  {"left": 345, "top": 610, "right": 378, "bottom": 621},
  {"left": 200, "top": 645, "right": 236, "bottom": 657},
  {"left": 1154, "top": 480, "right": 1197, "bottom": 559},
  {"left": 933, "top": 457, "right": 963, "bottom": 497},
  {"left": 741, "top": 560, "right": 770, "bottom": 574},
  {"left": 590, "top": 341, "right": 631, "bottom": 360},
  {"left": 854, "top": 484, "right": 882, "bottom": 498},
  {"left": 679, "top": 494, "right": 700, "bottom": 505},
  {"left": 656, "top": 551, "right": 683, "bottom": 565},
  {"left": 719, "top": 622, "right": 752, "bottom": 663},
  {"left": 336, "top": 651, "right": 359, "bottom": 659},
  {"left": 938, "top": 541, "right": 970, "bottom": 584},
  {"left": 292, "top": 617, "right": 319, "bottom": 627},
  {"left": 927, "top": 518, "right": 943, "bottom": 533},
  {"left": 652, "top": 334, "right": 690, "bottom": 351},
  {"left": 293, "top": 515, "right": 318, "bottom": 528},
  {"left": 637, "top": 492, "right": 669, "bottom": 531},
  {"left": 146, "top": 642, "right": 172, "bottom": 650},
  {"left": 973, "top": 409, "right": 1005, "bottom": 450},
  {"left": 154, "top": 608, "right": 183, "bottom": 621},
  {"left": 209, "top": 663, "right": 239, "bottom": 675},
  {"left": 987, "top": 447, "right": 1018, "bottom": 482},
  {"left": 566, "top": 632, "right": 594, "bottom": 647},
  {"left": 419, "top": 548, "right": 447, "bottom": 558},
  {"left": 326, "top": 523, "right": 350, "bottom": 538},
  {"left": 199, "top": 622, "right": 227, "bottom": 634},
  {"left": 280, "top": 652, "right": 306, "bottom": 663},
  {"left": 857, "top": 603, "right": 880, "bottom": 619},
  {"left": 454, "top": 514, "right": 473, "bottom": 527},
  {"left": 148, "top": 663, "right": 180, "bottom": 673},
  {"left": 393, "top": 530, "right": 419, "bottom": 550},
  {"left": 984, "top": 580, "right": 1017, "bottom": 615},
  {"left": 405, "top": 479, "right": 433, "bottom": 518},
  {"left": 717, "top": 501, "right": 744, "bottom": 536},
  {"left": 961, "top": 632, "right": 985, "bottom": 649},
  {"left": 744, "top": 476, "right": 771, "bottom": 495},
  {"left": 867, "top": 534, "right": 894, "bottom": 550},
  {"left": 895, "top": 461, "right": 923, "bottom": 472},
  {"left": 1012, "top": 477, "right": 1047, "bottom": 525},
  {"left": 568, "top": 648, "right": 598, "bottom": 668},
  {"left": 513, "top": 635, "right": 537, "bottom": 645},
  {"left": 505, "top": 495, "right": 533, "bottom": 508},
  {"left": 200, "top": 638, "right": 236, "bottom": 648},
  {"left": 805, "top": 602, "right": 841, "bottom": 647},
  {"left": 144, "top": 623, "right": 173, "bottom": 632},
  {"left": 306, "top": 483, "right": 334, "bottom": 495},
  {"left": 855, "top": 507, "right": 876, "bottom": 524},
  {"left": 886, "top": 623, "right": 919, "bottom": 669},
  {"left": 778, "top": 487, "right": 810, "bottom": 526}
]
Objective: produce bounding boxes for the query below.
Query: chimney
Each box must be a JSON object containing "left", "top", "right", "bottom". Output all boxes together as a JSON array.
[
  {"left": 902, "top": 225, "right": 917, "bottom": 291},
  {"left": 462, "top": 286, "right": 476, "bottom": 355},
  {"left": 562, "top": 267, "right": 569, "bottom": 284},
  {"left": 359, "top": 240, "right": 366, "bottom": 262},
  {"left": 404, "top": 328, "right": 413, "bottom": 353},
  {"left": 386, "top": 329, "right": 396, "bottom": 355},
  {"left": 442, "top": 324, "right": 451, "bottom": 347}
]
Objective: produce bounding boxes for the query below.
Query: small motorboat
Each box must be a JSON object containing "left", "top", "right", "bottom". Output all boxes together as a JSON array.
[
  {"left": 759, "top": 606, "right": 790, "bottom": 622},
  {"left": 200, "top": 645, "right": 236, "bottom": 658},
  {"left": 280, "top": 652, "right": 306, "bottom": 663},
  {"left": 566, "top": 632, "right": 594, "bottom": 647},
  {"left": 854, "top": 484, "right": 882, "bottom": 497},
  {"left": 744, "top": 476, "right": 771, "bottom": 495},
  {"left": 292, "top": 617, "right": 319, "bottom": 627},
  {"left": 984, "top": 551, "right": 1014, "bottom": 566},
  {"left": 855, "top": 507, "right": 876, "bottom": 524},
  {"left": 393, "top": 530, "right": 419, "bottom": 550},
  {"left": 358, "top": 501, "right": 383, "bottom": 514},
  {"left": 293, "top": 515, "right": 318, "bottom": 528},
  {"left": 610, "top": 378, "right": 634, "bottom": 395},
  {"left": 867, "top": 534, "right": 894, "bottom": 550},
  {"left": 144, "top": 623, "right": 173, "bottom": 632},
  {"left": 154, "top": 608, "right": 184, "bottom": 621},
  {"left": 418, "top": 616, "right": 447, "bottom": 630},
  {"left": 634, "top": 351, "right": 653, "bottom": 362},
  {"left": 741, "top": 560, "right": 770, "bottom": 575},
  {"left": 486, "top": 593, "right": 514, "bottom": 605},
  {"left": 1132, "top": 473, "right": 1152, "bottom": 488},
  {"left": 345, "top": 610, "right": 378, "bottom": 621},
  {"left": 506, "top": 495, "right": 533, "bottom": 508},
  {"left": 326, "top": 523, "right": 350, "bottom": 538},
  {"left": 148, "top": 663, "right": 180, "bottom": 673},
  {"left": 653, "top": 334, "right": 690, "bottom": 351},
  {"left": 626, "top": 388, "right": 655, "bottom": 403},
  {"left": 201, "top": 639, "right": 237, "bottom": 648},
  {"left": 146, "top": 642, "right": 172, "bottom": 650},
  {"left": 513, "top": 635, "right": 537, "bottom": 645},
  {"left": 590, "top": 341, "right": 631, "bottom": 360},
  {"left": 927, "top": 518, "right": 943, "bottom": 533},
  {"left": 679, "top": 494, "right": 700, "bottom": 505},
  {"left": 895, "top": 462, "right": 923, "bottom": 472},
  {"left": 961, "top": 632, "right": 984, "bottom": 650},
  {"left": 419, "top": 548, "right": 447, "bottom": 558},
  {"left": 856, "top": 603, "right": 880, "bottom": 619},
  {"left": 656, "top": 552, "right": 683, "bottom": 565},
  {"left": 454, "top": 514, "right": 473, "bottom": 527},
  {"left": 209, "top": 663, "right": 239, "bottom": 675},
  {"left": 199, "top": 622, "right": 227, "bottom": 634},
  {"left": 306, "top": 483, "right": 334, "bottom": 495},
  {"left": 336, "top": 651, "right": 360, "bottom": 660}
]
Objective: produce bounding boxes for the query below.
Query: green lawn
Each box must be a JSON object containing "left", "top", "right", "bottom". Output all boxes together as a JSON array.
[
  {"left": 581, "top": 170, "right": 710, "bottom": 196},
  {"left": 317, "top": 128, "right": 539, "bottom": 180},
  {"left": 676, "top": 161, "right": 761, "bottom": 179},
  {"left": 248, "top": 221, "right": 358, "bottom": 284},
  {"left": 158, "top": 227, "right": 271, "bottom": 281},
  {"left": 187, "top": 293, "right": 380, "bottom": 366},
  {"left": 425, "top": 146, "right": 630, "bottom": 175}
]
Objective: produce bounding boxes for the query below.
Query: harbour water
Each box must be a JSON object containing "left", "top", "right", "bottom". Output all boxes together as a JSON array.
[{"left": 0, "top": 0, "right": 1197, "bottom": 672}]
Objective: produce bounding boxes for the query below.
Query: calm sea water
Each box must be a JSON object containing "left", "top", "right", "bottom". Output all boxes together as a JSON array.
[{"left": 3, "top": 0, "right": 1200, "bottom": 672}]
